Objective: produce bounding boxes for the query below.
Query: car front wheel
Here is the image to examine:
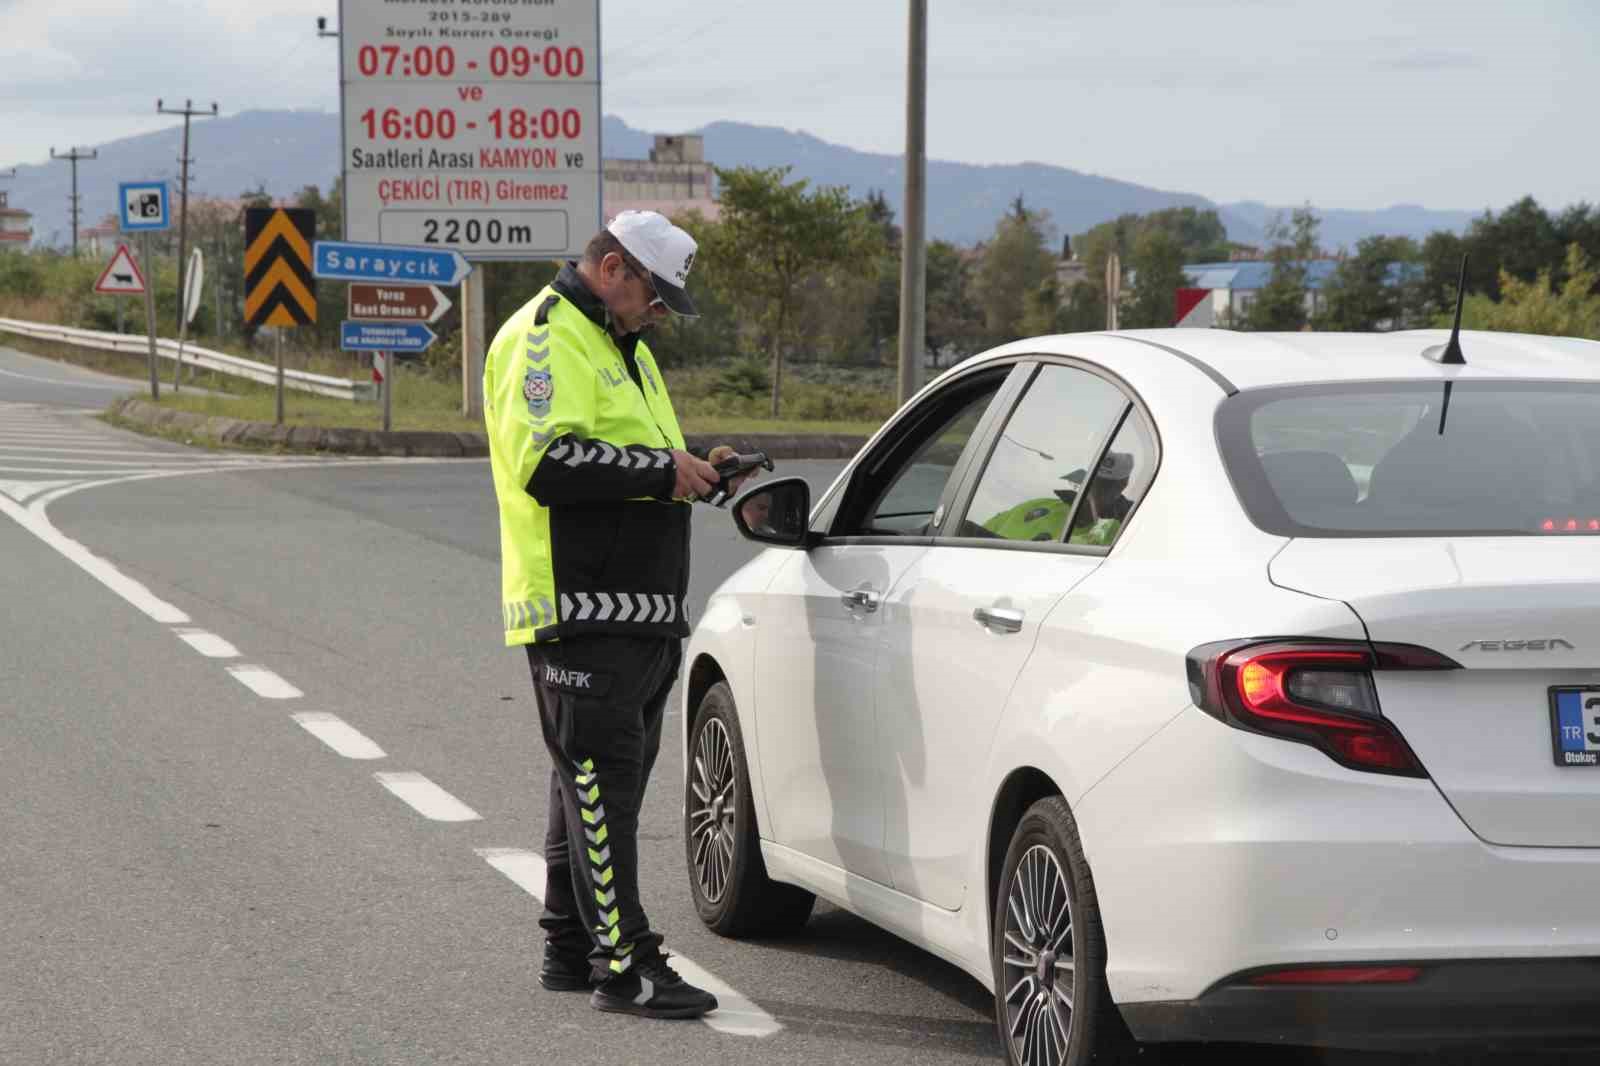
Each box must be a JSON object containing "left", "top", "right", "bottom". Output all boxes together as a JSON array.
[
  {"left": 685, "top": 680, "right": 815, "bottom": 936},
  {"left": 993, "top": 796, "right": 1131, "bottom": 1066}
]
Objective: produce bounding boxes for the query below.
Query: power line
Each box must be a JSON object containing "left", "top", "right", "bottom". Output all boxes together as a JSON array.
[
  {"left": 156, "top": 98, "right": 219, "bottom": 391},
  {"left": 49, "top": 146, "right": 98, "bottom": 255}
]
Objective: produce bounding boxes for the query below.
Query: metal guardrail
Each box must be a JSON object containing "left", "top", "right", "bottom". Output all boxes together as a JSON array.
[{"left": 0, "top": 317, "right": 376, "bottom": 402}]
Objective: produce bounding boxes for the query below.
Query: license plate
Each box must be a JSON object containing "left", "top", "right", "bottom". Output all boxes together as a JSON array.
[{"left": 1550, "top": 688, "right": 1600, "bottom": 767}]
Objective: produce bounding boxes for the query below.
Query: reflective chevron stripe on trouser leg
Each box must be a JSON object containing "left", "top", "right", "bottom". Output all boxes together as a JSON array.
[{"left": 577, "top": 757, "right": 632, "bottom": 974}]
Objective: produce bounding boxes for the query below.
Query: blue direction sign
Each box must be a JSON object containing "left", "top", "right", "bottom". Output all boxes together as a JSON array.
[
  {"left": 314, "top": 240, "right": 471, "bottom": 285},
  {"left": 118, "top": 181, "right": 170, "bottom": 232},
  {"left": 341, "top": 321, "right": 437, "bottom": 354}
]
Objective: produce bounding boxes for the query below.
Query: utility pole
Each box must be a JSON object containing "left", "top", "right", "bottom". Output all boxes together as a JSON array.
[
  {"left": 49, "top": 147, "right": 97, "bottom": 255},
  {"left": 157, "top": 99, "right": 218, "bottom": 389},
  {"left": 896, "top": 0, "right": 927, "bottom": 406}
]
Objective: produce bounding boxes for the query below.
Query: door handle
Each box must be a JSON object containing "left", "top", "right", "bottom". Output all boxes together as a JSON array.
[
  {"left": 973, "top": 606, "right": 1024, "bottom": 633},
  {"left": 841, "top": 587, "right": 881, "bottom": 612}
]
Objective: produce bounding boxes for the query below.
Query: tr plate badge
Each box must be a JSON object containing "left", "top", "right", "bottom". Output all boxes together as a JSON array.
[{"left": 524, "top": 368, "right": 553, "bottom": 417}]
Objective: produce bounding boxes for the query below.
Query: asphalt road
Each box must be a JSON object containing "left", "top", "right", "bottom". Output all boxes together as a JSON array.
[{"left": 1, "top": 344, "right": 1590, "bottom": 1065}]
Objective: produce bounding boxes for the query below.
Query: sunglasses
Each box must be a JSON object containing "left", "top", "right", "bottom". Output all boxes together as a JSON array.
[{"left": 621, "top": 259, "right": 667, "bottom": 312}]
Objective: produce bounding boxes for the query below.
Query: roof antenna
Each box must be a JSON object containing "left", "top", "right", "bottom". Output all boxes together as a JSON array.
[{"left": 1422, "top": 255, "right": 1468, "bottom": 365}]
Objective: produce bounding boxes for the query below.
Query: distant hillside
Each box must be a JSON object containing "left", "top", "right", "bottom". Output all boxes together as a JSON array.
[{"left": 3, "top": 109, "right": 1475, "bottom": 252}]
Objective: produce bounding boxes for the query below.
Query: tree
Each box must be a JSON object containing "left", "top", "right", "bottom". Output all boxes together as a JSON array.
[
  {"left": 924, "top": 240, "right": 986, "bottom": 364},
  {"left": 1453, "top": 244, "right": 1600, "bottom": 339},
  {"left": 973, "top": 203, "right": 1055, "bottom": 343},
  {"left": 1123, "top": 229, "right": 1188, "bottom": 328},
  {"left": 1316, "top": 235, "right": 1425, "bottom": 332},
  {"left": 695, "top": 166, "right": 881, "bottom": 416},
  {"left": 1243, "top": 205, "right": 1320, "bottom": 331}
]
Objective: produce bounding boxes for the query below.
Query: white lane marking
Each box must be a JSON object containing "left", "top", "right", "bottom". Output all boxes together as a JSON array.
[
  {"left": 0, "top": 444, "right": 216, "bottom": 457},
  {"left": 0, "top": 365, "right": 137, "bottom": 389},
  {"left": 473, "top": 847, "right": 782, "bottom": 1038},
  {"left": 668, "top": 957, "right": 783, "bottom": 1039},
  {"left": 0, "top": 492, "right": 190, "bottom": 624},
  {"left": 227, "top": 665, "right": 303, "bottom": 700},
  {"left": 292, "top": 712, "right": 386, "bottom": 760},
  {"left": 0, "top": 455, "right": 230, "bottom": 468},
  {"left": 172, "top": 627, "right": 239, "bottom": 658},
  {"left": 0, "top": 478, "right": 77, "bottom": 504},
  {"left": 377, "top": 772, "right": 481, "bottom": 822}
]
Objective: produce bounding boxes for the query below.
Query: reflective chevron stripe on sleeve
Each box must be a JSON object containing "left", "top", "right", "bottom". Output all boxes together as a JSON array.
[
  {"left": 503, "top": 597, "right": 558, "bottom": 633},
  {"left": 545, "top": 439, "right": 673, "bottom": 472},
  {"left": 576, "top": 757, "right": 632, "bottom": 973},
  {"left": 559, "top": 592, "right": 679, "bottom": 626}
]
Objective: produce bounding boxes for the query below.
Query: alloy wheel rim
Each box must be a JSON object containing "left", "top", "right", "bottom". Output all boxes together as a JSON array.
[
  {"left": 1001, "top": 843, "right": 1075, "bottom": 1066},
  {"left": 689, "top": 717, "right": 737, "bottom": 903}
]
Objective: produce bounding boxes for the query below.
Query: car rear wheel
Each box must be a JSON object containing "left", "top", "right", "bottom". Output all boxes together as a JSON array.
[
  {"left": 685, "top": 681, "right": 815, "bottom": 936},
  {"left": 993, "top": 796, "right": 1131, "bottom": 1066}
]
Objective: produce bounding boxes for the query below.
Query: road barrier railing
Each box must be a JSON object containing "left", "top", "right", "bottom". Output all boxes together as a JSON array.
[{"left": 0, "top": 317, "right": 375, "bottom": 402}]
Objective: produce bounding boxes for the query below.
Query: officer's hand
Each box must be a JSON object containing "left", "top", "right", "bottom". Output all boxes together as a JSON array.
[
  {"left": 670, "top": 449, "right": 718, "bottom": 500},
  {"left": 707, "top": 444, "right": 760, "bottom": 495}
]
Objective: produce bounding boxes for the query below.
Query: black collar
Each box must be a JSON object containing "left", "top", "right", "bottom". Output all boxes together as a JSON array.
[{"left": 553, "top": 262, "right": 641, "bottom": 353}]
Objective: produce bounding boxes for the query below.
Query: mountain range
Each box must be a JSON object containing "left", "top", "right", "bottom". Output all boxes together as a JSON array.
[{"left": 3, "top": 109, "right": 1479, "bottom": 253}]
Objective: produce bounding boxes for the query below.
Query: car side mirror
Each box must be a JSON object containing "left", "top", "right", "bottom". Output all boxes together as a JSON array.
[{"left": 731, "top": 476, "right": 812, "bottom": 548}]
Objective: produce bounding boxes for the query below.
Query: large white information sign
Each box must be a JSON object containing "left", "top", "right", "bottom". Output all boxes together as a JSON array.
[{"left": 339, "top": 0, "right": 600, "bottom": 261}]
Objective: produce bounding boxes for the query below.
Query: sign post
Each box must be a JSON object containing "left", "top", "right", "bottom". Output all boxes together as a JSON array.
[
  {"left": 317, "top": 239, "right": 463, "bottom": 435},
  {"left": 118, "top": 181, "right": 171, "bottom": 401},
  {"left": 143, "top": 237, "right": 159, "bottom": 398}
]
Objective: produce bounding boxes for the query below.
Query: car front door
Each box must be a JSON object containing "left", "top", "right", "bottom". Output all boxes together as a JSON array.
[
  {"left": 872, "top": 361, "right": 1157, "bottom": 909},
  {"left": 753, "top": 367, "right": 1016, "bottom": 885}
]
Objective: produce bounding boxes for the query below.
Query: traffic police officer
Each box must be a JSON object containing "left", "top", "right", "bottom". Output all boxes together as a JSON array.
[{"left": 483, "top": 210, "right": 741, "bottom": 1019}]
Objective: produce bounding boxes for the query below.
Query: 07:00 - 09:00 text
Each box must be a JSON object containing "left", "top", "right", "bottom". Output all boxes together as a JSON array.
[{"left": 356, "top": 45, "right": 585, "bottom": 78}]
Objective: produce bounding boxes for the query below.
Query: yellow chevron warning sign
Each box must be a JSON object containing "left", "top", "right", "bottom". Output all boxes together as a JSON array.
[{"left": 244, "top": 208, "right": 317, "bottom": 327}]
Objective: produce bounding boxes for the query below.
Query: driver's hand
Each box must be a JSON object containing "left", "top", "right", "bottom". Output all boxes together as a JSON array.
[
  {"left": 708, "top": 444, "right": 759, "bottom": 494},
  {"left": 670, "top": 449, "right": 718, "bottom": 500}
]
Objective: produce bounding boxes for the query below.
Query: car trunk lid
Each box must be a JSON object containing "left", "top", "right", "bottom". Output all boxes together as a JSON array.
[{"left": 1271, "top": 538, "right": 1600, "bottom": 847}]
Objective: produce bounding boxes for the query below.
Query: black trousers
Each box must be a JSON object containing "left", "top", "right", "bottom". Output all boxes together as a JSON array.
[{"left": 525, "top": 634, "right": 681, "bottom": 979}]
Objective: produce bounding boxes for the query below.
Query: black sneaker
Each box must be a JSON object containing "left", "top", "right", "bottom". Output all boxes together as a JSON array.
[
  {"left": 538, "top": 944, "right": 594, "bottom": 992},
  {"left": 589, "top": 953, "right": 718, "bottom": 1019}
]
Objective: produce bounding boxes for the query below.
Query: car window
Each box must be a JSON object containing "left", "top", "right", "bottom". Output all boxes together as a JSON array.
[
  {"left": 1219, "top": 381, "right": 1600, "bottom": 536},
  {"left": 836, "top": 375, "right": 1005, "bottom": 537},
  {"left": 958, "top": 365, "right": 1129, "bottom": 544},
  {"left": 1067, "top": 410, "right": 1157, "bottom": 547}
]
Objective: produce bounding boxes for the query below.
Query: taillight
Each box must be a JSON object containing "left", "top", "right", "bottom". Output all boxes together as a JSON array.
[{"left": 1185, "top": 640, "right": 1457, "bottom": 778}]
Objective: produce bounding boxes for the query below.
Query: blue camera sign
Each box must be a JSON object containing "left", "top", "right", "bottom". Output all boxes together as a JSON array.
[{"left": 119, "top": 181, "right": 170, "bottom": 232}]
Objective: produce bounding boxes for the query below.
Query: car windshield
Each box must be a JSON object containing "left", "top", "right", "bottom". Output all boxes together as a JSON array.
[{"left": 1217, "top": 380, "right": 1600, "bottom": 537}]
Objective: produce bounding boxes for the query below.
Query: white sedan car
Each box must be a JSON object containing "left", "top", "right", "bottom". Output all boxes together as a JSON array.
[{"left": 680, "top": 328, "right": 1600, "bottom": 1065}]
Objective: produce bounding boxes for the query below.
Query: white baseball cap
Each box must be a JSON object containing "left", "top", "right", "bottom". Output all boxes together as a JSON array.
[{"left": 606, "top": 209, "right": 699, "bottom": 317}]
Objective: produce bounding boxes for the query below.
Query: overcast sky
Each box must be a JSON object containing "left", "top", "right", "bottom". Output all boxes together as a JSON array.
[{"left": 1, "top": 0, "right": 1593, "bottom": 212}]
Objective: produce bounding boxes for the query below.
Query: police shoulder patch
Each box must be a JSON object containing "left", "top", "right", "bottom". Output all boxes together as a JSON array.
[{"left": 524, "top": 368, "right": 553, "bottom": 417}]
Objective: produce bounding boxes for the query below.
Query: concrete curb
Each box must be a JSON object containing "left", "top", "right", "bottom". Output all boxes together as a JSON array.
[{"left": 105, "top": 398, "right": 870, "bottom": 461}]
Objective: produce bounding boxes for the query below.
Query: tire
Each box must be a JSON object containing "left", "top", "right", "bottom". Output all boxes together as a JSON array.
[
  {"left": 684, "top": 681, "right": 815, "bottom": 937},
  {"left": 992, "top": 796, "right": 1133, "bottom": 1066}
]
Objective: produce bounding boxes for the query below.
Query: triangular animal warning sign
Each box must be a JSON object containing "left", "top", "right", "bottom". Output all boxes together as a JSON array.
[{"left": 94, "top": 244, "right": 147, "bottom": 295}]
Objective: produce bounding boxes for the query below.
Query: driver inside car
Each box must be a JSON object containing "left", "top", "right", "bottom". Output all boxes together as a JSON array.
[{"left": 979, "top": 451, "right": 1136, "bottom": 545}]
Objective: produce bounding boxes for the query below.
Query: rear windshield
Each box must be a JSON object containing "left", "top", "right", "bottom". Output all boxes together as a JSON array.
[{"left": 1217, "top": 381, "right": 1600, "bottom": 537}]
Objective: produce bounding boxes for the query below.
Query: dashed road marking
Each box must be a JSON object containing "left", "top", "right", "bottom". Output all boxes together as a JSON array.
[
  {"left": 173, "top": 627, "right": 240, "bottom": 658},
  {"left": 377, "top": 772, "right": 481, "bottom": 822},
  {"left": 292, "top": 712, "right": 387, "bottom": 760},
  {"left": 227, "top": 665, "right": 303, "bottom": 700},
  {"left": 474, "top": 847, "right": 782, "bottom": 1038}
]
